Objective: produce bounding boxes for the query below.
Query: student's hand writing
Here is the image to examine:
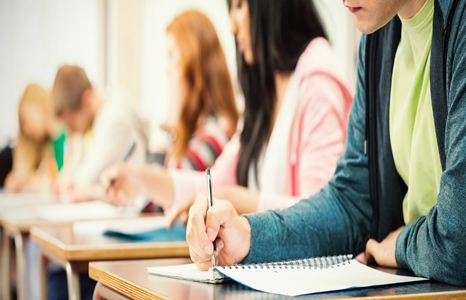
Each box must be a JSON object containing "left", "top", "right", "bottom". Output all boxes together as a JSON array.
[
  {"left": 100, "top": 163, "right": 147, "bottom": 206},
  {"left": 365, "top": 226, "right": 404, "bottom": 268},
  {"left": 187, "top": 193, "right": 251, "bottom": 271}
]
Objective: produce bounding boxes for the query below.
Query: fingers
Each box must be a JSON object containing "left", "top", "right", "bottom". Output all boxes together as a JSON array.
[
  {"left": 205, "top": 200, "right": 237, "bottom": 235},
  {"left": 100, "top": 164, "right": 120, "bottom": 187},
  {"left": 365, "top": 239, "right": 378, "bottom": 264},
  {"left": 166, "top": 211, "right": 179, "bottom": 229},
  {"left": 179, "top": 211, "right": 189, "bottom": 227},
  {"left": 365, "top": 235, "right": 398, "bottom": 268},
  {"left": 166, "top": 196, "right": 194, "bottom": 228},
  {"left": 187, "top": 193, "right": 219, "bottom": 267},
  {"left": 354, "top": 251, "right": 367, "bottom": 265}
]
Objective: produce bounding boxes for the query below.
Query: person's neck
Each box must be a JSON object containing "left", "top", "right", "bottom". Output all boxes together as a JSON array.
[{"left": 399, "top": 0, "right": 427, "bottom": 19}]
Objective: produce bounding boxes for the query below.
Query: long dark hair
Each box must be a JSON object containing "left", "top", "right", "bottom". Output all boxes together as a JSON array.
[{"left": 234, "top": 0, "right": 327, "bottom": 187}]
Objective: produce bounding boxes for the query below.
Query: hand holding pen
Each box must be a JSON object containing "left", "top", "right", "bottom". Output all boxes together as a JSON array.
[
  {"left": 107, "top": 142, "right": 136, "bottom": 193},
  {"left": 100, "top": 142, "right": 146, "bottom": 206},
  {"left": 186, "top": 170, "right": 252, "bottom": 271}
]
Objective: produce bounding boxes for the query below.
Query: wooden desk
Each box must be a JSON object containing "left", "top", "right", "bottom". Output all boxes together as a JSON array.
[
  {"left": 89, "top": 259, "right": 466, "bottom": 300},
  {"left": 0, "top": 194, "right": 58, "bottom": 300},
  {"left": 31, "top": 218, "right": 189, "bottom": 300},
  {"left": 0, "top": 200, "right": 142, "bottom": 300}
]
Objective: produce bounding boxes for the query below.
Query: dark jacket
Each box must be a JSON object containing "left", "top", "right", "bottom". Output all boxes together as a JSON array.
[{"left": 244, "top": 0, "right": 466, "bottom": 286}]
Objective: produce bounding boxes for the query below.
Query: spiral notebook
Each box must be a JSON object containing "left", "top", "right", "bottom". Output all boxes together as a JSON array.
[{"left": 147, "top": 255, "right": 427, "bottom": 296}]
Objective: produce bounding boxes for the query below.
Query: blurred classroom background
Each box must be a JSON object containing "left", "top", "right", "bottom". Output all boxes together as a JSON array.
[{"left": 0, "top": 0, "right": 359, "bottom": 153}]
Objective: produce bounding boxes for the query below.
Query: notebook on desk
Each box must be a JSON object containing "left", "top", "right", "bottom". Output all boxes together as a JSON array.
[{"left": 147, "top": 254, "right": 428, "bottom": 296}]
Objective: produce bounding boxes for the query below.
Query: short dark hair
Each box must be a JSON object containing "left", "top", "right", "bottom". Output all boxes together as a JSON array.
[
  {"left": 52, "top": 65, "right": 92, "bottom": 116},
  {"left": 235, "top": 0, "right": 327, "bottom": 187}
]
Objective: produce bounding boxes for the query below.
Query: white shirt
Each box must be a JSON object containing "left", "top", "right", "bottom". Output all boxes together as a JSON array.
[{"left": 72, "top": 95, "right": 149, "bottom": 184}]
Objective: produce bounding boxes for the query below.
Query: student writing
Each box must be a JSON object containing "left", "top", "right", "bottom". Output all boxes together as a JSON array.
[{"left": 185, "top": 0, "right": 466, "bottom": 286}]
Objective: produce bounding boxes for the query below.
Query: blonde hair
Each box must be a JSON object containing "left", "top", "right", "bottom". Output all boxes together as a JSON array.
[{"left": 13, "top": 84, "right": 52, "bottom": 175}]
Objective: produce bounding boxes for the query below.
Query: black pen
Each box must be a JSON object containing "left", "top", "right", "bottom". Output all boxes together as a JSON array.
[
  {"left": 206, "top": 168, "right": 217, "bottom": 267},
  {"left": 107, "top": 142, "right": 136, "bottom": 192}
]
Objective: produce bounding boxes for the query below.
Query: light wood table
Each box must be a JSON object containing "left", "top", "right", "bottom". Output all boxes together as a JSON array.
[
  {"left": 0, "top": 199, "right": 144, "bottom": 300},
  {"left": 0, "top": 194, "right": 58, "bottom": 300},
  {"left": 89, "top": 259, "right": 466, "bottom": 300},
  {"left": 31, "top": 218, "right": 189, "bottom": 300}
]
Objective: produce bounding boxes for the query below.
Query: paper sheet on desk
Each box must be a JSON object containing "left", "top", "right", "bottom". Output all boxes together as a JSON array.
[
  {"left": 73, "top": 217, "right": 187, "bottom": 241},
  {"left": 216, "top": 259, "right": 427, "bottom": 297},
  {"left": 35, "top": 200, "right": 137, "bottom": 221}
]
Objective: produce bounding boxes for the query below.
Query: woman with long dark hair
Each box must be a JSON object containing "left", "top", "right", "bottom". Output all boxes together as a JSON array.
[{"left": 102, "top": 0, "right": 353, "bottom": 219}]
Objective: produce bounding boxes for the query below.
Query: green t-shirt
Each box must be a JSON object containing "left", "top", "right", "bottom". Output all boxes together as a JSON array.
[
  {"left": 390, "top": 0, "right": 441, "bottom": 224},
  {"left": 50, "top": 128, "right": 66, "bottom": 171}
]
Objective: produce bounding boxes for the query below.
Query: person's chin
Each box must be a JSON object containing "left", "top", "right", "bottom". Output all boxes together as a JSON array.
[
  {"left": 355, "top": 20, "right": 380, "bottom": 35},
  {"left": 244, "top": 53, "right": 254, "bottom": 65}
]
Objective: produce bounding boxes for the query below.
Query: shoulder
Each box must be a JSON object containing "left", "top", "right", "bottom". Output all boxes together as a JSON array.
[
  {"left": 295, "top": 37, "right": 353, "bottom": 104},
  {"left": 194, "top": 116, "right": 231, "bottom": 143}
]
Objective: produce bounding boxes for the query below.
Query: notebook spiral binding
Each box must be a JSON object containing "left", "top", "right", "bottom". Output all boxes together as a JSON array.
[{"left": 225, "top": 254, "right": 352, "bottom": 270}]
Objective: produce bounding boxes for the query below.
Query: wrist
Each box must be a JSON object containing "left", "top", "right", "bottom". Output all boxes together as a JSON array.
[
  {"left": 236, "top": 216, "right": 252, "bottom": 263},
  {"left": 143, "top": 165, "right": 174, "bottom": 210}
]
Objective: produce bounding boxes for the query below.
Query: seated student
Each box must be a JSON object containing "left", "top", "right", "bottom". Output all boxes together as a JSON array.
[
  {"left": 102, "top": 0, "right": 353, "bottom": 218},
  {"left": 150, "top": 10, "right": 239, "bottom": 171},
  {"left": 5, "top": 83, "right": 66, "bottom": 193},
  {"left": 185, "top": 0, "right": 466, "bottom": 287},
  {"left": 51, "top": 65, "right": 150, "bottom": 200}
]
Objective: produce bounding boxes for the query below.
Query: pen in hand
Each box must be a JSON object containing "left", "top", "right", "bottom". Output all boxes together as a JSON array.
[
  {"left": 206, "top": 168, "right": 217, "bottom": 267},
  {"left": 106, "top": 141, "right": 136, "bottom": 193}
]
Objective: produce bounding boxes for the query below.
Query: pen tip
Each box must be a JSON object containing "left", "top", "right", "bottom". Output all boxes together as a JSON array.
[{"left": 206, "top": 168, "right": 210, "bottom": 175}]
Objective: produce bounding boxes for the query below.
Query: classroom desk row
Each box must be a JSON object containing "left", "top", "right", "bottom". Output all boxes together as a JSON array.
[
  {"left": 0, "top": 194, "right": 189, "bottom": 300},
  {"left": 1, "top": 193, "right": 466, "bottom": 300}
]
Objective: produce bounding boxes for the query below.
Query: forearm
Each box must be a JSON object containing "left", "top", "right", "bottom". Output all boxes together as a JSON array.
[
  {"left": 138, "top": 164, "right": 175, "bottom": 210},
  {"left": 213, "top": 186, "right": 259, "bottom": 215},
  {"left": 243, "top": 183, "right": 371, "bottom": 264},
  {"left": 395, "top": 13, "right": 466, "bottom": 285}
]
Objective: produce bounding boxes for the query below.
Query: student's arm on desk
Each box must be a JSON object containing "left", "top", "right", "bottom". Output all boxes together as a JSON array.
[
  {"left": 101, "top": 163, "right": 174, "bottom": 208},
  {"left": 395, "top": 17, "right": 466, "bottom": 286}
]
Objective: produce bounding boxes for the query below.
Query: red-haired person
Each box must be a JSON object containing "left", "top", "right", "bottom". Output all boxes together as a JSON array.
[
  {"left": 102, "top": 2, "right": 352, "bottom": 223},
  {"left": 150, "top": 10, "right": 239, "bottom": 171}
]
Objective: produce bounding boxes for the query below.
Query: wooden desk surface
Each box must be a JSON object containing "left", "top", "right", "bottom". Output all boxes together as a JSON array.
[
  {"left": 0, "top": 206, "right": 70, "bottom": 233},
  {"left": 30, "top": 219, "right": 190, "bottom": 261},
  {"left": 0, "top": 193, "right": 59, "bottom": 229},
  {"left": 89, "top": 259, "right": 466, "bottom": 300},
  {"left": 0, "top": 201, "right": 146, "bottom": 233},
  {"left": 0, "top": 193, "right": 58, "bottom": 210}
]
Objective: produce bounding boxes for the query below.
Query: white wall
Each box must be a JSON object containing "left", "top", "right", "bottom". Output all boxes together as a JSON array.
[
  {"left": 0, "top": 0, "right": 101, "bottom": 147},
  {"left": 140, "top": 0, "right": 237, "bottom": 127},
  {"left": 109, "top": 0, "right": 359, "bottom": 135},
  {"left": 315, "top": 0, "right": 360, "bottom": 86},
  {"left": 0, "top": 0, "right": 360, "bottom": 147}
]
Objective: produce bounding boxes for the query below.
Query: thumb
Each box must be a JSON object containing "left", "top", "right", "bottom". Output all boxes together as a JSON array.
[
  {"left": 101, "top": 165, "right": 119, "bottom": 186},
  {"left": 365, "top": 238, "right": 379, "bottom": 264}
]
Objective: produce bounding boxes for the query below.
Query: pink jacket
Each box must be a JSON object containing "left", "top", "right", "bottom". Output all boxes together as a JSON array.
[{"left": 168, "top": 38, "right": 353, "bottom": 212}]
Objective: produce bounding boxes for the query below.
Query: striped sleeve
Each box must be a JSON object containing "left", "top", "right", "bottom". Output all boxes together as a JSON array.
[{"left": 177, "top": 117, "right": 231, "bottom": 171}]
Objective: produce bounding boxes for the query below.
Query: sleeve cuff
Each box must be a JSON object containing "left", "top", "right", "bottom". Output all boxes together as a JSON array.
[{"left": 242, "top": 211, "right": 279, "bottom": 264}]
